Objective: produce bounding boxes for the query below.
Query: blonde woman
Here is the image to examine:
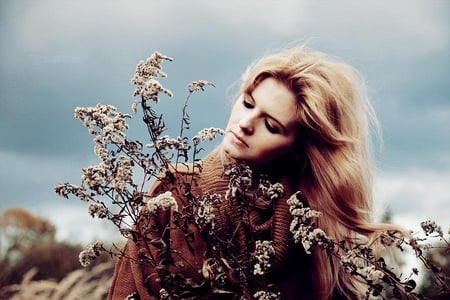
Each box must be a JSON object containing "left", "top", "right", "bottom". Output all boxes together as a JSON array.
[{"left": 109, "top": 47, "right": 400, "bottom": 299}]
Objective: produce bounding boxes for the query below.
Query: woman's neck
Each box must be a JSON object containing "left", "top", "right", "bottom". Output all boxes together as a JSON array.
[{"left": 216, "top": 146, "right": 292, "bottom": 182}]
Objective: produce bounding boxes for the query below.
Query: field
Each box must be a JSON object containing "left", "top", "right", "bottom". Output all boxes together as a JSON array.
[{"left": 0, "top": 261, "right": 114, "bottom": 300}]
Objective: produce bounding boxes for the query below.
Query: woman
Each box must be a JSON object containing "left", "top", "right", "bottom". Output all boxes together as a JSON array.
[{"left": 109, "top": 47, "right": 396, "bottom": 299}]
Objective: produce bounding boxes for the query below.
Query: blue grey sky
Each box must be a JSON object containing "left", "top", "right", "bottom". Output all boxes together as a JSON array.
[{"left": 0, "top": 0, "right": 449, "bottom": 243}]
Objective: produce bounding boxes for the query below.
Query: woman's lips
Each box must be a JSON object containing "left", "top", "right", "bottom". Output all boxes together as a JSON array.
[{"left": 231, "top": 131, "right": 249, "bottom": 147}]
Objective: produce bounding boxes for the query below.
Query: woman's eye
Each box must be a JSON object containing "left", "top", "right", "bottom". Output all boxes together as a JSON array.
[
  {"left": 242, "top": 98, "right": 254, "bottom": 109},
  {"left": 265, "top": 120, "right": 280, "bottom": 134}
]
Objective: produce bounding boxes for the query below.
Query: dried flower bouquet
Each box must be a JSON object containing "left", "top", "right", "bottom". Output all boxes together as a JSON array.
[{"left": 55, "top": 52, "right": 449, "bottom": 299}]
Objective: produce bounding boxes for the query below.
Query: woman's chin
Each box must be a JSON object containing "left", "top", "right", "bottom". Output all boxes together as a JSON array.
[{"left": 220, "top": 144, "right": 243, "bottom": 162}]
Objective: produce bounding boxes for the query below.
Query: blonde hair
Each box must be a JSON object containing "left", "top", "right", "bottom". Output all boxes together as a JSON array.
[{"left": 239, "top": 47, "right": 397, "bottom": 299}]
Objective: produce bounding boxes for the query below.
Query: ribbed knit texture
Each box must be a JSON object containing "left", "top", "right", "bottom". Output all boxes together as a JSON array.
[
  {"left": 199, "top": 149, "right": 296, "bottom": 271},
  {"left": 109, "top": 149, "right": 310, "bottom": 299}
]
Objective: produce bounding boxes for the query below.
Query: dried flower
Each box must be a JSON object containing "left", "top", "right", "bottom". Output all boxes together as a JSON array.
[
  {"left": 55, "top": 182, "right": 90, "bottom": 201},
  {"left": 259, "top": 178, "right": 284, "bottom": 201},
  {"left": 74, "top": 104, "right": 130, "bottom": 147},
  {"left": 131, "top": 51, "right": 173, "bottom": 102},
  {"left": 146, "top": 135, "right": 190, "bottom": 151},
  {"left": 192, "top": 127, "right": 225, "bottom": 142},
  {"left": 124, "top": 292, "right": 139, "bottom": 300},
  {"left": 379, "top": 230, "right": 403, "bottom": 247},
  {"left": 79, "top": 241, "right": 104, "bottom": 267},
  {"left": 93, "top": 138, "right": 110, "bottom": 163},
  {"left": 253, "top": 240, "right": 275, "bottom": 276},
  {"left": 133, "top": 51, "right": 173, "bottom": 80},
  {"left": 88, "top": 202, "right": 110, "bottom": 219},
  {"left": 81, "top": 163, "right": 110, "bottom": 190},
  {"left": 194, "top": 193, "right": 221, "bottom": 230},
  {"left": 342, "top": 249, "right": 385, "bottom": 284},
  {"left": 159, "top": 288, "right": 169, "bottom": 299},
  {"left": 145, "top": 191, "right": 178, "bottom": 214},
  {"left": 267, "top": 183, "right": 284, "bottom": 200},
  {"left": 254, "top": 290, "right": 281, "bottom": 300},
  {"left": 131, "top": 100, "right": 139, "bottom": 114},
  {"left": 136, "top": 78, "right": 173, "bottom": 102},
  {"left": 187, "top": 80, "right": 215, "bottom": 93},
  {"left": 341, "top": 249, "right": 366, "bottom": 272},
  {"left": 287, "top": 192, "right": 329, "bottom": 253},
  {"left": 114, "top": 157, "right": 134, "bottom": 193},
  {"left": 224, "top": 163, "right": 252, "bottom": 200},
  {"left": 363, "top": 266, "right": 384, "bottom": 284},
  {"left": 421, "top": 220, "right": 443, "bottom": 236}
]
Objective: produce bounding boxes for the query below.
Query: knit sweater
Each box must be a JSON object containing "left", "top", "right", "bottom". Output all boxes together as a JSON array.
[{"left": 108, "top": 149, "right": 313, "bottom": 300}]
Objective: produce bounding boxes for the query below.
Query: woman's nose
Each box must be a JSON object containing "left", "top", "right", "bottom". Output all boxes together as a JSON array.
[{"left": 238, "top": 114, "right": 254, "bottom": 134}]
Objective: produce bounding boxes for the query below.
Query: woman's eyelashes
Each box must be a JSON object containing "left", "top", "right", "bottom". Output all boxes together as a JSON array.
[
  {"left": 241, "top": 97, "right": 280, "bottom": 134},
  {"left": 265, "top": 119, "right": 280, "bottom": 134},
  {"left": 242, "top": 98, "right": 254, "bottom": 109}
]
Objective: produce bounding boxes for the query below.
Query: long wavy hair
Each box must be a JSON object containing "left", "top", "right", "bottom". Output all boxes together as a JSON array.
[{"left": 238, "top": 47, "right": 400, "bottom": 299}]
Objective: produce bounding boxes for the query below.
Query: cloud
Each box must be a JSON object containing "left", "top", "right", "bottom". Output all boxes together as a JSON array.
[
  {"left": 6, "top": 0, "right": 448, "bottom": 61},
  {"left": 35, "top": 201, "right": 123, "bottom": 245},
  {"left": 374, "top": 169, "right": 450, "bottom": 233},
  {"left": 307, "top": 1, "right": 448, "bottom": 60},
  {"left": 0, "top": 149, "right": 121, "bottom": 245},
  {"left": 0, "top": 150, "right": 94, "bottom": 209}
]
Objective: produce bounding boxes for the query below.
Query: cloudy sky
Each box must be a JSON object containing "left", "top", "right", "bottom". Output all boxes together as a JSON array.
[{"left": 0, "top": 0, "right": 449, "bottom": 245}]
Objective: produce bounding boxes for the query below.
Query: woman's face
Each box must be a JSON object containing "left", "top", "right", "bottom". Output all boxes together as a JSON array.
[{"left": 221, "top": 77, "right": 299, "bottom": 168}]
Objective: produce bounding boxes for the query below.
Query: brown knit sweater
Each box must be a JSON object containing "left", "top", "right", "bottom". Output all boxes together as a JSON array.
[{"left": 108, "top": 149, "right": 312, "bottom": 300}]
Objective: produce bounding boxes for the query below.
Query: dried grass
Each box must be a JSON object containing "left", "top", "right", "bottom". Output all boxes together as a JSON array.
[{"left": 0, "top": 261, "right": 114, "bottom": 300}]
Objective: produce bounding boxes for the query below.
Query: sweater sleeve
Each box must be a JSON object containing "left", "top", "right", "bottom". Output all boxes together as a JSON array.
[
  {"left": 108, "top": 165, "right": 204, "bottom": 300},
  {"left": 108, "top": 180, "right": 167, "bottom": 300},
  {"left": 108, "top": 240, "right": 158, "bottom": 300}
]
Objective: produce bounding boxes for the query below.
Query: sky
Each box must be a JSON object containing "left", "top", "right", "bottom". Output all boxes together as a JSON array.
[{"left": 0, "top": 0, "right": 449, "bottom": 246}]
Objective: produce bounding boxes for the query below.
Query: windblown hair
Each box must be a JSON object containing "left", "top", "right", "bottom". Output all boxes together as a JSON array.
[{"left": 239, "top": 47, "right": 400, "bottom": 299}]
